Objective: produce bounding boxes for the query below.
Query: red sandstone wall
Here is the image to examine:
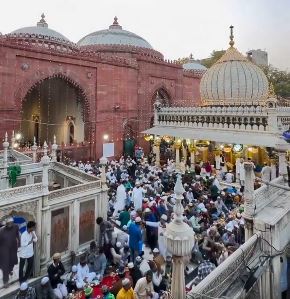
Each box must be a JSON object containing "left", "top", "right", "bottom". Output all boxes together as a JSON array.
[{"left": 0, "top": 43, "right": 201, "bottom": 159}]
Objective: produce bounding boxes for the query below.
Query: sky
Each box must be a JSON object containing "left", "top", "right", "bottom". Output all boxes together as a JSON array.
[{"left": 1, "top": 0, "right": 289, "bottom": 70}]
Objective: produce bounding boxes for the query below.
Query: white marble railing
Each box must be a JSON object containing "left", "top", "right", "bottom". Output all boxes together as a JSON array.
[
  {"left": 254, "top": 176, "right": 287, "bottom": 213},
  {"left": 50, "top": 162, "right": 97, "bottom": 182},
  {"left": 156, "top": 106, "right": 270, "bottom": 132},
  {"left": 187, "top": 233, "right": 261, "bottom": 299},
  {"left": 10, "top": 150, "right": 32, "bottom": 163},
  {"left": 0, "top": 183, "right": 43, "bottom": 201},
  {"left": 48, "top": 180, "right": 102, "bottom": 200}
]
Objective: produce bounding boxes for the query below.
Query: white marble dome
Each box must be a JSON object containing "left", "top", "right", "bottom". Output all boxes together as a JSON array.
[
  {"left": 78, "top": 17, "right": 153, "bottom": 49},
  {"left": 200, "top": 45, "right": 269, "bottom": 106},
  {"left": 10, "top": 14, "right": 71, "bottom": 44},
  {"left": 183, "top": 55, "right": 207, "bottom": 72}
]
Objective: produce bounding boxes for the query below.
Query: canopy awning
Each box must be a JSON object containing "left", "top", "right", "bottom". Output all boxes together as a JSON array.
[{"left": 142, "top": 126, "right": 290, "bottom": 148}]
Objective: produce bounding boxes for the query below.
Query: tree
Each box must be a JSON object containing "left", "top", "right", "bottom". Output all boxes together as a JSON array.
[
  {"left": 200, "top": 50, "right": 226, "bottom": 68},
  {"left": 261, "top": 65, "right": 290, "bottom": 98}
]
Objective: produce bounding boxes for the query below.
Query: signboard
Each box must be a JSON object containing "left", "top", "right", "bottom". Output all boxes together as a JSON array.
[{"left": 103, "top": 142, "right": 114, "bottom": 157}]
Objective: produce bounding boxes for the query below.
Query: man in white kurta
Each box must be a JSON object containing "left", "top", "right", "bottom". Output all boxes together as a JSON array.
[
  {"left": 145, "top": 214, "right": 169, "bottom": 260},
  {"left": 113, "top": 182, "right": 127, "bottom": 216},
  {"left": 76, "top": 260, "right": 96, "bottom": 287},
  {"left": 132, "top": 182, "right": 143, "bottom": 211},
  {"left": 261, "top": 163, "right": 271, "bottom": 182}
]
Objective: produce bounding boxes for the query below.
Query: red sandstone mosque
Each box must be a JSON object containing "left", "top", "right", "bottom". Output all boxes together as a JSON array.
[{"left": 0, "top": 14, "right": 204, "bottom": 159}]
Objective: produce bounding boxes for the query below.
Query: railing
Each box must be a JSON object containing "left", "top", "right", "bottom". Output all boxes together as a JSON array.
[
  {"left": 50, "top": 162, "right": 97, "bottom": 182},
  {"left": 254, "top": 176, "right": 287, "bottom": 213},
  {"left": 10, "top": 150, "right": 32, "bottom": 164},
  {"left": 0, "top": 183, "right": 43, "bottom": 201},
  {"left": 48, "top": 180, "right": 102, "bottom": 200},
  {"left": 187, "top": 233, "right": 261, "bottom": 299},
  {"left": 156, "top": 106, "right": 270, "bottom": 132}
]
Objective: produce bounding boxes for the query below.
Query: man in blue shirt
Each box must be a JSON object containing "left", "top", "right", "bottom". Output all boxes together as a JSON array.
[{"left": 128, "top": 216, "right": 142, "bottom": 262}]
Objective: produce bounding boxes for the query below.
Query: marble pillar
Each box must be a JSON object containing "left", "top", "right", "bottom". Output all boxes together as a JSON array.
[
  {"left": 153, "top": 139, "right": 161, "bottom": 167},
  {"left": 40, "top": 206, "right": 51, "bottom": 270},
  {"left": 243, "top": 162, "right": 255, "bottom": 240},
  {"left": 99, "top": 157, "right": 108, "bottom": 186},
  {"left": 2, "top": 132, "right": 9, "bottom": 176},
  {"left": 41, "top": 142, "right": 50, "bottom": 195},
  {"left": 11, "top": 130, "right": 15, "bottom": 149},
  {"left": 190, "top": 151, "right": 195, "bottom": 170},
  {"left": 31, "top": 137, "right": 37, "bottom": 163},
  {"left": 174, "top": 143, "right": 181, "bottom": 170},
  {"left": 51, "top": 135, "right": 58, "bottom": 162},
  {"left": 164, "top": 175, "right": 195, "bottom": 299},
  {"left": 270, "top": 160, "right": 277, "bottom": 180},
  {"left": 278, "top": 151, "right": 287, "bottom": 176}
]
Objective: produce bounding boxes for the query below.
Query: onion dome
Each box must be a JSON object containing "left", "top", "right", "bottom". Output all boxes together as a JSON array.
[
  {"left": 7, "top": 14, "right": 76, "bottom": 51},
  {"left": 200, "top": 26, "right": 269, "bottom": 106},
  {"left": 183, "top": 54, "right": 207, "bottom": 72}
]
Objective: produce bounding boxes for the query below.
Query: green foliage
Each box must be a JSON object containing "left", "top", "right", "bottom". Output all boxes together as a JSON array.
[
  {"left": 201, "top": 50, "right": 226, "bottom": 68},
  {"left": 8, "top": 165, "right": 21, "bottom": 187},
  {"left": 261, "top": 65, "right": 290, "bottom": 98}
]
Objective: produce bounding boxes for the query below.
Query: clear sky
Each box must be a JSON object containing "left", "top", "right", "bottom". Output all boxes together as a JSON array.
[{"left": 1, "top": 0, "right": 289, "bottom": 70}]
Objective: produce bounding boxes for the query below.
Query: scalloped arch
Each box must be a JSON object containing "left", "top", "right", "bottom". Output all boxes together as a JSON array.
[{"left": 15, "top": 72, "right": 93, "bottom": 123}]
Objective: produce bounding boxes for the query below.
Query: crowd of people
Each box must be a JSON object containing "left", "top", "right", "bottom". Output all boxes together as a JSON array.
[{"left": 1, "top": 148, "right": 253, "bottom": 299}]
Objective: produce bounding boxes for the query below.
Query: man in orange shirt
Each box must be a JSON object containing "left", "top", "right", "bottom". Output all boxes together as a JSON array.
[{"left": 116, "top": 278, "right": 135, "bottom": 299}]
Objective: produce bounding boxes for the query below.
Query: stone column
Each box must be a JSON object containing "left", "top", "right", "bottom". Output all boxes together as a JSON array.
[
  {"left": 99, "top": 157, "right": 108, "bottom": 186},
  {"left": 2, "top": 132, "right": 9, "bottom": 176},
  {"left": 11, "top": 130, "right": 15, "bottom": 149},
  {"left": 277, "top": 151, "right": 287, "bottom": 176},
  {"left": 31, "top": 137, "right": 38, "bottom": 163},
  {"left": 51, "top": 135, "right": 58, "bottom": 162},
  {"left": 164, "top": 175, "right": 195, "bottom": 299},
  {"left": 243, "top": 162, "right": 255, "bottom": 240},
  {"left": 235, "top": 157, "right": 241, "bottom": 180},
  {"left": 174, "top": 142, "right": 181, "bottom": 170},
  {"left": 40, "top": 206, "right": 50, "bottom": 272},
  {"left": 153, "top": 138, "right": 161, "bottom": 167},
  {"left": 41, "top": 141, "right": 50, "bottom": 195}
]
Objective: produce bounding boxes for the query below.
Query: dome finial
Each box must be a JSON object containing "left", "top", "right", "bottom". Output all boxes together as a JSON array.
[
  {"left": 109, "top": 16, "right": 122, "bottom": 30},
  {"left": 37, "top": 13, "right": 48, "bottom": 28},
  {"left": 229, "top": 25, "right": 234, "bottom": 47},
  {"left": 189, "top": 53, "right": 193, "bottom": 60},
  {"left": 113, "top": 16, "right": 119, "bottom": 25}
]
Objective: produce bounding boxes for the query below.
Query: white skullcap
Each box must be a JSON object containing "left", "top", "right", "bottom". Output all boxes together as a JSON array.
[
  {"left": 41, "top": 276, "right": 49, "bottom": 285},
  {"left": 6, "top": 216, "right": 14, "bottom": 223},
  {"left": 128, "top": 262, "right": 134, "bottom": 269},
  {"left": 148, "top": 202, "right": 154, "bottom": 207},
  {"left": 161, "top": 214, "right": 168, "bottom": 221},
  {"left": 122, "top": 225, "right": 127, "bottom": 230},
  {"left": 144, "top": 208, "right": 151, "bottom": 213},
  {"left": 153, "top": 248, "right": 160, "bottom": 253},
  {"left": 116, "top": 242, "right": 122, "bottom": 248},
  {"left": 122, "top": 278, "right": 130, "bottom": 286},
  {"left": 135, "top": 217, "right": 142, "bottom": 223},
  {"left": 72, "top": 265, "right": 77, "bottom": 273},
  {"left": 20, "top": 282, "right": 28, "bottom": 291},
  {"left": 149, "top": 197, "right": 154, "bottom": 201},
  {"left": 221, "top": 191, "right": 225, "bottom": 196}
]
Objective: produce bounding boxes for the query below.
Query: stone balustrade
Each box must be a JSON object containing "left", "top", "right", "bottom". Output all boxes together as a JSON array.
[
  {"left": 157, "top": 107, "right": 269, "bottom": 132},
  {"left": 187, "top": 233, "right": 261, "bottom": 299},
  {"left": 253, "top": 176, "right": 287, "bottom": 214},
  {"left": 48, "top": 180, "right": 102, "bottom": 201},
  {"left": 0, "top": 183, "right": 43, "bottom": 201},
  {"left": 50, "top": 162, "right": 98, "bottom": 182}
]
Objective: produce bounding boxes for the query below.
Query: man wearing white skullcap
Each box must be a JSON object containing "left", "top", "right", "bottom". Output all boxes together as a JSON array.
[
  {"left": 116, "top": 278, "right": 135, "bottom": 299},
  {"left": 15, "top": 282, "right": 36, "bottom": 299},
  {"left": 40, "top": 276, "right": 55, "bottom": 299},
  {"left": 145, "top": 214, "right": 170, "bottom": 259}
]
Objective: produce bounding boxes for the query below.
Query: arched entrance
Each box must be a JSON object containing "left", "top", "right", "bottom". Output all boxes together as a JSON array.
[
  {"left": 123, "top": 120, "right": 136, "bottom": 157},
  {"left": 152, "top": 88, "right": 171, "bottom": 107},
  {"left": 21, "top": 76, "right": 88, "bottom": 145}
]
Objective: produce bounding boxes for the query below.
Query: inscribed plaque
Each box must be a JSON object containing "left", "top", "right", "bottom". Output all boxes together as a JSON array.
[
  {"left": 50, "top": 207, "right": 69, "bottom": 256},
  {"left": 79, "top": 200, "right": 95, "bottom": 245}
]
